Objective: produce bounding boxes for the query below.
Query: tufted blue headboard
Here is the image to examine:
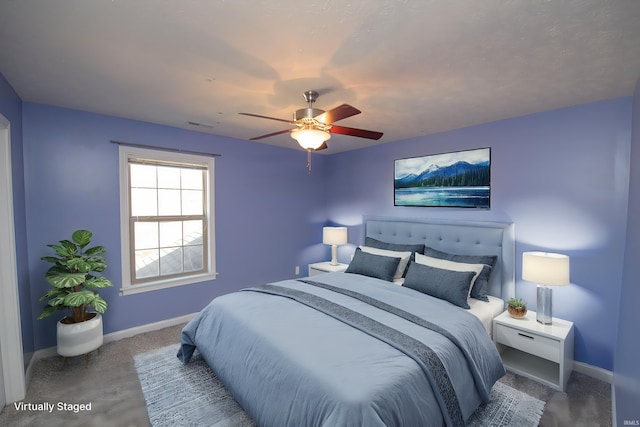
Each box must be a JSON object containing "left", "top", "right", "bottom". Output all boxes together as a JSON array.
[{"left": 363, "top": 216, "right": 515, "bottom": 302}]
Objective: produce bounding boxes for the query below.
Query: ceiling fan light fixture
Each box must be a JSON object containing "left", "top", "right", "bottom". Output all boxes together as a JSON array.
[{"left": 290, "top": 128, "right": 331, "bottom": 150}]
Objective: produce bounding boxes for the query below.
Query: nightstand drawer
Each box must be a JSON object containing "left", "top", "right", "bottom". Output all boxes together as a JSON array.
[
  {"left": 495, "top": 324, "right": 559, "bottom": 363},
  {"left": 309, "top": 267, "right": 325, "bottom": 277}
]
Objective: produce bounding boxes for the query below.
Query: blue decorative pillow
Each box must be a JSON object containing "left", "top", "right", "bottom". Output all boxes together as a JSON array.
[
  {"left": 403, "top": 262, "right": 476, "bottom": 309},
  {"left": 345, "top": 248, "right": 401, "bottom": 282},
  {"left": 423, "top": 247, "right": 497, "bottom": 301}
]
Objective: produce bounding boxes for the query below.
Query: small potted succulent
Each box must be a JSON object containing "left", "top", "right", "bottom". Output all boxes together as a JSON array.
[
  {"left": 507, "top": 297, "right": 527, "bottom": 319},
  {"left": 38, "top": 230, "right": 113, "bottom": 359}
]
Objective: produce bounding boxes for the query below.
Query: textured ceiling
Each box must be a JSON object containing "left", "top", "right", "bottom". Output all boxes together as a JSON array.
[{"left": 1, "top": 0, "right": 640, "bottom": 154}]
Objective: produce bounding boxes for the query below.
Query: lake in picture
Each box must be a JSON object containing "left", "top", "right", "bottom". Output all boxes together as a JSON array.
[
  {"left": 394, "top": 186, "right": 490, "bottom": 207},
  {"left": 394, "top": 148, "right": 490, "bottom": 208}
]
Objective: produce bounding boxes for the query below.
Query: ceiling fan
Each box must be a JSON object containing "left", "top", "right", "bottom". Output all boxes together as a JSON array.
[{"left": 239, "top": 90, "right": 383, "bottom": 152}]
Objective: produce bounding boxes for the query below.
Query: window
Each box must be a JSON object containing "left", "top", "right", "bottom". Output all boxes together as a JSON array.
[{"left": 119, "top": 145, "right": 216, "bottom": 295}]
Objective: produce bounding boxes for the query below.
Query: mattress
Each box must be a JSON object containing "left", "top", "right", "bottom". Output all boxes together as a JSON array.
[{"left": 468, "top": 295, "right": 504, "bottom": 336}]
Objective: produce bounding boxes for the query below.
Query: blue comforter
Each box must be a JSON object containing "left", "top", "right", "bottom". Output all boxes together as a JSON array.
[{"left": 179, "top": 272, "right": 505, "bottom": 427}]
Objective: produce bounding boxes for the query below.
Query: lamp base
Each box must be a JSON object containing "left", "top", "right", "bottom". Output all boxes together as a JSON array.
[
  {"left": 330, "top": 245, "right": 339, "bottom": 266},
  {"left": 537, "top": 285, "right": 553, "bottom": 324}
]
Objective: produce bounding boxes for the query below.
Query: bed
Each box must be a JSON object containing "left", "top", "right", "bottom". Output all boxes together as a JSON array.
[{"left": 179, "top": 217, "right": 515, "bottom": 427}]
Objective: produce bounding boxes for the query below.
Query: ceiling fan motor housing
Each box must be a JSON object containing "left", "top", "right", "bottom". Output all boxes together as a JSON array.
[{"left": 294, "top": 108, "right": 325, "bottom": 121}]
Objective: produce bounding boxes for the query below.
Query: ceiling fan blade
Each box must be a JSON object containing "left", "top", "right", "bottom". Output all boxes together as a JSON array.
[
  {"left": 314, "top": 104, "right": 361, "bottom": 124},
  {"left": 330, "top": 125, "right": 383, "bottom": 140},
  {"left": 239, "top": 112, "right": 295, "bottom": 124},
  {"left": 248, "top": 129, "right": 292, "bottom": 140},
  {"left": 314, "top": 142, "right": 329, "bottom": 151}
]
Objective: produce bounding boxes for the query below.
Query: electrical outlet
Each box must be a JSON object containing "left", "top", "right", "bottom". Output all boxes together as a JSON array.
[{"left": 295, "top": 266, "right": 300, "bottom": 275}]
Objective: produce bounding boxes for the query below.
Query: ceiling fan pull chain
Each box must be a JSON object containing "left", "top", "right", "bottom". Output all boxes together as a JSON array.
[{"left": 307, "top": 150, "right": 312, "bottom": 174}]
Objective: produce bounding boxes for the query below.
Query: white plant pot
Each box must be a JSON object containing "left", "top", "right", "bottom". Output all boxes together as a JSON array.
[{"left": 57, "top": 312, "right": 103, "bottom": 357}]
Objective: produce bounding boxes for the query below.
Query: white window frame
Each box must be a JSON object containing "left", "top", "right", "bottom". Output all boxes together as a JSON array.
[{"left": 119, "top": 145, "right": 216, "bottom": 295}]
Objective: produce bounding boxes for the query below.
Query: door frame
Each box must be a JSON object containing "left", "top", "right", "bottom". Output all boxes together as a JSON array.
[{"left": 0, "top": 113, "right": 26, "bottom": 403}]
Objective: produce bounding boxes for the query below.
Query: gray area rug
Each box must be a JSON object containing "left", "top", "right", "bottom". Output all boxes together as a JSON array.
[{"left": 134, "top": 344, "right": 544, "bottom": 427}]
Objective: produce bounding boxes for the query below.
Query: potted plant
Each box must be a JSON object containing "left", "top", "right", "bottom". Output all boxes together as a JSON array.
[
  {"left": 507, "top": 297, "right": 527, "bottom": 319},
  {"left": 38, "top": 230, "right": 113, "bottom": 359}
]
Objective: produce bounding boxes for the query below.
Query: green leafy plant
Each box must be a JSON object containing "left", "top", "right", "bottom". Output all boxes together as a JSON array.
[
  {"left": 38, "top": 230, "right": 113, "bottom": 324},
  {"left": 507, "top": 297, "right": 526, "bottom": 308}
]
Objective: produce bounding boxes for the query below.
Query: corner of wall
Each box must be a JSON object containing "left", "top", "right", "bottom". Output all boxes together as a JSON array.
[{"left": 613, "top": 74, "right": 640, "bottom": 426}]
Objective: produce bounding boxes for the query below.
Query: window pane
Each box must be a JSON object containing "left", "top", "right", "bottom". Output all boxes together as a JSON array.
[
  {"left": 182, "top": 190, "right": 203, "bottom": 215},
  {"left": 131, "top": 188, "right": 158, "bottom": 216},
  {"left": 134, "top": 222, "right": 158, "bottom": 250},
  {"left": 159, "top": 221, "right": 182, "bottom": 247},
  {"left": 130, "top": 164, "right": 157, "bottom": 188},
  {"left": 135, "top": 249, "right": 159, "bottom": 279},
  {"left": 157, "top": 166, "right": 181, "bottom": 189},
  {"left": 182, "top": 169, "right": 203, "bottom": 190},
  {"left": 183, "top": 220, "right": 203, "bottom": 245},
  {"left": 159, "top": 247, "right": 183, "bottom": 275},
  {"left": 158, "top": 189, "right": 181, "bottom": 216},
  {"left": 184, "top": 245, "right": 203, "bottom": 272}
]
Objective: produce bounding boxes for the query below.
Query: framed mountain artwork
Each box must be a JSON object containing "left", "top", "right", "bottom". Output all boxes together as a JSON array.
[{"left": 394, "top": 147, "right": 491, "bottom": 208}]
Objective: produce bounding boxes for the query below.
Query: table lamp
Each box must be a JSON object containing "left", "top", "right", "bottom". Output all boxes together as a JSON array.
[
  {"left": 323, "top": 227, "right": 347, "bottom": 266},
  {"left": 522, "top": 251, "right": 570, "bottom": 324}
]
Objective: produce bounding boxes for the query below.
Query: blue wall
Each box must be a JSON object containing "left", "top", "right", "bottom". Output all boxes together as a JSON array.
[
  {"left": 21, "top": 102, "right": 328, "bottom": 350},
  {"left": 0, "top": 73, "right": 33, "bottom": 358},
  {"left": 325, "top": 98, "right": 633, "bottom": 371},
  {"left": 614, "top": 78, "right": 640, "bottom": 423}
]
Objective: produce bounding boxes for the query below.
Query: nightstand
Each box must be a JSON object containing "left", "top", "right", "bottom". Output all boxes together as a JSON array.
[
  {"left": 493, "top": 310, "right": 574, "bottom": 391},
  {"left": 308, "top": 262, "right": 348, "bottom": 276}
]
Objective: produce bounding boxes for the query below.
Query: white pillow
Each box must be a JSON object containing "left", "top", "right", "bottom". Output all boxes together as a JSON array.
[
  {"left": 392, "top": 278, "right": 405, "bottom": 286},
  {"left": 414, "top": 253, "right": 484, "bottom": 296},
  {"left": 359, "top": 246, "right": 412, "bottom": 281}
]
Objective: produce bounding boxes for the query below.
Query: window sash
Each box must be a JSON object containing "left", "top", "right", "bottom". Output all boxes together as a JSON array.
[{"left": 128, "top": 216, "right": 208, "bottom": 284}]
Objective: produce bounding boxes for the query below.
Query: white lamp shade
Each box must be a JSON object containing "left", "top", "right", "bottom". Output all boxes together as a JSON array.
[
  {"left": 323, "top": 227, "right": 348, "bottom": 245},
  {"left": 291, "top": 128, "right": 331, "bottom": 150},
  {"left": 522, "top": 251, "right": 570, "bottom": 286}
]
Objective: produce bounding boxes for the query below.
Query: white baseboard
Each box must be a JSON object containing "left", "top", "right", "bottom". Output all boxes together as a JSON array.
[
  {"left": 573, "top": 360, "right": 614, "bottom": 384},
  {"left": 25, "top": 312, "right": 197, "bottom": 386},
  {"left": 101, "top": 312, "right": 197, "bottom": 343},
  {"left": 612, "top": 385, "right": 617, "bottom": 426}
]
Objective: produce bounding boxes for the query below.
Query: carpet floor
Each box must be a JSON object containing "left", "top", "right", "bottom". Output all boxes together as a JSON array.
[{"left": 0, "top": 323, "right": 612, "bottom": 426}]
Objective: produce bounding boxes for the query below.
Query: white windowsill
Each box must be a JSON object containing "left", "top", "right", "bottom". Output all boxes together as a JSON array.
[{"left": 120, "top": 272, "right": 218, "bottom": 296}]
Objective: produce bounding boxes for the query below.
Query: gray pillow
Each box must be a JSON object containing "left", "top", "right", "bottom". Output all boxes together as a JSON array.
[
  {"left": 423, "top": 247, "right": 497, "bottom": 301},
  {"left": 403, "top": 262, "right": 476, "bottom": 309},
  {"left": 345, "top": 248, "right": 401, "bottom": 282}
]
